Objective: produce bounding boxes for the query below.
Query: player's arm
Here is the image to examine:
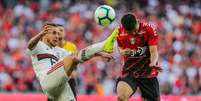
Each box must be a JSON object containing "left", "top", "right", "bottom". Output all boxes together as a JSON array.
[
  {"left": 27, "top": 25, "right": 54, "bottom": 50},
  {"left": 27, "top": 30, "right": 45, "bottom": 50},
  {"left": 27, "top": 24, "right": 51, "bottom": 50},
  {"left": 149, "top": 45, "right": 162, "bottom": 72},
  {"left": 118, "top": 47, "right": 131, "bottom": 56},
  {"left": 149, "top": 45, "right": 158, "bottom": 66},
  {"left": 95, "top": 52, "right": 114, "bottom": 61},
  {"left": 147, "top": 24, "right": 161, "bottom": 71}
]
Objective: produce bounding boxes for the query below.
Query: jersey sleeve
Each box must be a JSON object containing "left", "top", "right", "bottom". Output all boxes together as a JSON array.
[
  {"left": 103, "top": 27, "right": 119, "bottom": 53},
  {"left": 27, "top": 41, "right": 45, "bottom": 55},
  {"left": 147, "top": 25, "right": 159, "bottom": 45}
]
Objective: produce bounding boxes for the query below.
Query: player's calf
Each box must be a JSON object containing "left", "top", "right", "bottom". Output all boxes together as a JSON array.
[
  {"left": 76, "top": 41, "right": 107, "bottom": 62},
  {"left": 58, "top": 42, "right": 111, "bottom": 77}
]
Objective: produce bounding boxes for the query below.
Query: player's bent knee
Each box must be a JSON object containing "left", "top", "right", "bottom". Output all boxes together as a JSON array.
[{"left": 63, "top": 56, "right": 75, "bottom": 72}]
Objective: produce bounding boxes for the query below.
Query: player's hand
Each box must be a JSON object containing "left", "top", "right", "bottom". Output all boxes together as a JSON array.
[
  {"left": 120, "top": 48, "right": 131, "bottom": 56},
  {"left": 149, "top": 63, "right": 162, "bottom": 72},
  {"left": 96, "top": 52, "right": 114, "bottom": 62},
  {"left": 42, "top": 24, "right": 56, "bottom": 34}
]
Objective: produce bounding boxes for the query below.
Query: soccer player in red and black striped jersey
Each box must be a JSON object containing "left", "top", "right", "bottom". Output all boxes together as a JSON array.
[{"left": 103, "top": 13, "right": 162, "bottom": 101}]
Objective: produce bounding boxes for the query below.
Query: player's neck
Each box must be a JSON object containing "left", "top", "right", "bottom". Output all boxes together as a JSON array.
[
  {"left": 131, "top": 22, "right": 140, "bottom": 35},
  {"left": 136, "top": 22, "right": 140, "bottom": 32}
]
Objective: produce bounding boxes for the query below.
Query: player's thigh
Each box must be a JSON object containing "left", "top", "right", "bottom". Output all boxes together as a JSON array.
[
  {"left": 62, "top": 56, "right": 77, "bottom": 75},
  {"left": 57, "top": 83, "right": 76, "bottom": 101},
  {"left": 138, "top": 78, "right": 160, "bottom": 101},
  {"left": 116, "top": 77, "right": 137, "bottom": 99},
  {"left": 117, "top": 81, "right": 134, "bottom": 98},
  {"left": 42, "top": 62, "right": 69, "bottom": 93}
]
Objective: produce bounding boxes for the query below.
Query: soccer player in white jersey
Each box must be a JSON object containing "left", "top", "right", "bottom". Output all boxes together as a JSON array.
[{"left": 27, "top": 23, "right": 113, "bottom": 101}]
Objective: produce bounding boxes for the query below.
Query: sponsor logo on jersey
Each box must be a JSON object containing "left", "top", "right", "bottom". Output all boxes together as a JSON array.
[{"left": 130, "top": 46, "right": 147, "bottom": 57}]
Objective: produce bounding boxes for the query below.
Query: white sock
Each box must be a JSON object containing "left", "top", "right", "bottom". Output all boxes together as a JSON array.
[{"left": 77, "top": 41, "right": 106, "bottom": 62}]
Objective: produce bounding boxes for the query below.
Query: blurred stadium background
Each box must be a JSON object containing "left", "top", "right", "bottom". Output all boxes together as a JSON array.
[{"left": 0, "top": 0, "right": 201, "bottom": 101}]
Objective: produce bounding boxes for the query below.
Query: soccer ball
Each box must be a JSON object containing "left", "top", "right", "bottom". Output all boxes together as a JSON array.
[{"left": 94, "top": 5, "right": 116, "bottom": 27}]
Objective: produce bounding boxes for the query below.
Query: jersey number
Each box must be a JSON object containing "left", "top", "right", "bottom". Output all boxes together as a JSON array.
[{"left": 50, "top": 58, "right": 57, "bottom": 66}]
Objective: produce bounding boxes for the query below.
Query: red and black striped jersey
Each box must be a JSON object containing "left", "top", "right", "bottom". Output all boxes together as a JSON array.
[{"left": 117, "top": 22, "right": 159, "bottom": 78}]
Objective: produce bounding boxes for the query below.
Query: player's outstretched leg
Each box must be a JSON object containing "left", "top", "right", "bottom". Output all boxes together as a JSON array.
[
  {"left": 61, "top": 40, "right": 108, "bottom": 77},
  {"left": 61, "top": 55, "right": 80, "bottom": 77},
  {"left": 76, "top": 41, "right": 106, "bottom": 62}
]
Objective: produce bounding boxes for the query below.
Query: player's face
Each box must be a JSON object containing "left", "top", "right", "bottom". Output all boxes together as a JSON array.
[
  {"left": 57, "top": 27, "right": 65, "bottom": 47},
  {"left": 45, "top": 27, "right": 60, "bottom": 47},
  {"left": 58, "top": 26, "right": 65, "bottom": 35}
]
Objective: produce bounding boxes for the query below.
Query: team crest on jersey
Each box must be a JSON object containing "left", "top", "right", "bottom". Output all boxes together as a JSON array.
[{"left": 130, "top": 38, "right": 135, "bottom": 44}]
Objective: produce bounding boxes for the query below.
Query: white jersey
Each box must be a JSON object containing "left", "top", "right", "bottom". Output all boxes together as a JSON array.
[
  {"left": 54, "top": 47, "right": 70, "bottom": 59},
  {"left": 27, "top": 41, "right": 75, "bottom": 101},
  {"left": 27, "top": 41, "right": 69, "bottom": 80}
]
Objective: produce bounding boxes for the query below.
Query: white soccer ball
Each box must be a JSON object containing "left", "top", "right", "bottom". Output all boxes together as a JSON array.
[{"left": 94, "top": 5, "right": 116, "bottom": 27}]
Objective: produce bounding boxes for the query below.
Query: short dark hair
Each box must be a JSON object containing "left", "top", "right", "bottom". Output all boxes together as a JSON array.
[
  {"left": 55, "top": 24, "right": 64, "bottom": 27},
  {"left": 43, "top": 22, "right": 57, "bottom": 27},
  {"left": 121, "top": 13, "right": 137, "bottom": 31},
  {"left": 43, "top": 22, "right": 64, "bottom": 28}
]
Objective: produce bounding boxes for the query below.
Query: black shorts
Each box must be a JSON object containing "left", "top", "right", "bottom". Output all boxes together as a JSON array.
[{"left": 117, "top": 75, "right": 160, "bottom": 101}]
